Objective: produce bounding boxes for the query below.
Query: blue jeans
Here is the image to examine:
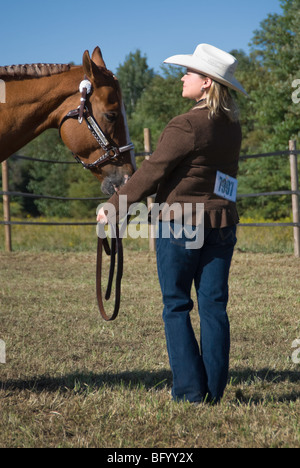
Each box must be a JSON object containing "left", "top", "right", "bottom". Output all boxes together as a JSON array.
[{"left": 156, "top": 222, "right": 237, "bottom": 403}]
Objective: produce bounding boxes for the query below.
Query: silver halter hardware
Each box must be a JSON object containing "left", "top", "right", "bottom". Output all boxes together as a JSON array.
[{"left": 59, "top": 78, "right": 134, "bottom": 170}]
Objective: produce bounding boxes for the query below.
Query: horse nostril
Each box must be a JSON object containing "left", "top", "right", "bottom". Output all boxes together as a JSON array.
[
  {"left": 101, "top": 174, "right": 130, "bottom": 196},
  {"left": 101, "top": 178, "right": 115, "bottom": 196}
]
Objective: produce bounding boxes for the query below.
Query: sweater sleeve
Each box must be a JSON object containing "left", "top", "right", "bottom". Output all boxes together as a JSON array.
[{"left": 104, "top": 115, "right": 195, "bottom": 221}]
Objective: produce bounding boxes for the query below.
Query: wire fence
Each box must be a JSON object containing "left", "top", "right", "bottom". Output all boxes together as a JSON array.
[
  {"left": 0, "top": 152, "right": 146, "bottom": 226},
  {"left": 1, "top": 137, "right": 300, "bottom": 255}
]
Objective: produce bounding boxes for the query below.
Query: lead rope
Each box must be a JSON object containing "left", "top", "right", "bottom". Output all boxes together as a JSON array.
[{"left": 96, "top": 223, "right": 123, "bottom": 321}]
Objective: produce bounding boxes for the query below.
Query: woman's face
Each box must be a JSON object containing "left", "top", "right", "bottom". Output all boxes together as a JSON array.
[{"left": 181, "top": 70, "right": 207, "bottom": 101}]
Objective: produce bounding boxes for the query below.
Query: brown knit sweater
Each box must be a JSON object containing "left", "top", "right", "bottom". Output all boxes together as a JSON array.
[{"left": 105, "top": 105, "right": 242, "bottom": 228}]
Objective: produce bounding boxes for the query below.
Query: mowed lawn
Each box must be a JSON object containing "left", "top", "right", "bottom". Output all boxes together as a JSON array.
[{"left": 0, "top": 248, "right": 299, "bottom": 448}]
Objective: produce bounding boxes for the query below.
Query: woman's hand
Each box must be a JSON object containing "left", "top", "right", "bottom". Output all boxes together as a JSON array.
[{"left": 97, "top": 207, "right": 108, "bottom": 224}]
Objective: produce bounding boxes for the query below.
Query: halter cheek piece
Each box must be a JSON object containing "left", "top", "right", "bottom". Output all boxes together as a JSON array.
[
  {"left": 59, "top": 78, "right": 132, "bottom": 321},
  {"left": 59, "top": 78, "right": 134, "bottom": 170}
]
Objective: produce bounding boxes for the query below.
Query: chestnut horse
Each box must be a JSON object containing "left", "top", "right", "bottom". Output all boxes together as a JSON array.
[{"left": 0, "top": 46, "right": 135, "bottom": 195}]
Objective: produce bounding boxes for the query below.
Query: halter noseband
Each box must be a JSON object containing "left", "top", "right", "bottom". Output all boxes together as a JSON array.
[{"left": 59, "top": 78, "right": 134, "bottom": 170}]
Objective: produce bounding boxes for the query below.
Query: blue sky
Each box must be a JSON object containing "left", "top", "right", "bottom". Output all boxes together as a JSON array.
[{"left": 0, "top": 0, "right": 283, "bottom": 74}]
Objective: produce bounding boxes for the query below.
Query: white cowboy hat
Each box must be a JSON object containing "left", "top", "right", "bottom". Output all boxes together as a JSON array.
[{"left": 164, "top": 43, "right": 248, "bottom": 96}]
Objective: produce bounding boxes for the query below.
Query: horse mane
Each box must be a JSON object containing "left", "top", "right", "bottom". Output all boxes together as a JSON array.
[{"left": 0, "top": 63, "right": 71, "bottom": 80}]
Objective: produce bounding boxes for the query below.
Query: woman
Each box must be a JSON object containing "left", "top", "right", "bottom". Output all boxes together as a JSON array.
[{"left": 97, "top": 43, "right": 247, "bottom": 404}]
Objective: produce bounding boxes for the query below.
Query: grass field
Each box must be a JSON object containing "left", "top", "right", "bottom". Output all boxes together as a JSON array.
[
  {"left": 0, "top": 214, "right": 297, "bottom": 253},
  {"left": 0, "top": 220, "right": 299, "bottom": 448}
]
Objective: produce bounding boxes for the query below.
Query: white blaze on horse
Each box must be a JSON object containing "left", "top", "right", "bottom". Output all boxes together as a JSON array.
[{"left": 0, "top": 46, "right": 135, "bottom": 195}]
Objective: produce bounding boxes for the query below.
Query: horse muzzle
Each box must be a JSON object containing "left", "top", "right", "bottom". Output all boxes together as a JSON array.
[{"left": 101, "top": 173, "right": 131, "bottom": 196}]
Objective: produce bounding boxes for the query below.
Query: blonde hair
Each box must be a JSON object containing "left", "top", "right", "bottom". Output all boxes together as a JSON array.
[{"left": 195, "top": 75, "right": 239, "bottom": 122}]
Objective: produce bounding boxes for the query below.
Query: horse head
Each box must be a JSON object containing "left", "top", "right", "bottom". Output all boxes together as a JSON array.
[{"left": 59, "top": 47, "right": 135, "bottom": 196}]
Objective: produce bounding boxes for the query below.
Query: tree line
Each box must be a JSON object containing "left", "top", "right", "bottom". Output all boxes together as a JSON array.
[{"left": 2, "top": 0, "right": 299, "bottom": 220}]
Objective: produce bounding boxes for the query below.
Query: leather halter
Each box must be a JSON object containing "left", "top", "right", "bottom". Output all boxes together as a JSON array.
[
  {"left": 58, "top": 79, "right": 134, "bottom": 170},
  {"left": 58, "top": 78, "right": 132, "bottom": 320}
]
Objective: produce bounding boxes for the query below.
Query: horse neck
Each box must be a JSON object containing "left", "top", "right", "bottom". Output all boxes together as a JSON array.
[{"left": 0, "top": 67, "right": 83, "bottom": 160}]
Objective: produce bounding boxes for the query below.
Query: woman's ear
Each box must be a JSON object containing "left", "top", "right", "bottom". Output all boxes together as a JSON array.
[{"left": 203, "top": 77, "right": 212, "bottom": 90}]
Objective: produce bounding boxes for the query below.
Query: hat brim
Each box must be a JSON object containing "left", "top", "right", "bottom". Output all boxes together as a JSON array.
[{"left": 164, "top": 54, "right": 248, "bottom": 97}]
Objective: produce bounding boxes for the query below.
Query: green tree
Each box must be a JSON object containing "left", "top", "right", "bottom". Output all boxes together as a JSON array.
[
  {"left": 116, "top": 50, "right": 155, "bottom": 117},
  {"left": 249, "top": 0, "right": 300, "bottom": 149},
  {"left": 129, "top": 66, "right": 193, "bottom": 154},
  {"left": 236, "top": 0, "right": 300, "bottom": 219},
  {"left": 24, "top": 130, "right": 103, "bottom": 218},
  {"left": 67, "top": 166, "right": 106, "bottom": 218},
  {"left": 231, "top": 49, "right": 268, "bottom": 154},
  {"left": 24, "top": 130, "right": 72, "bottom": 217}
]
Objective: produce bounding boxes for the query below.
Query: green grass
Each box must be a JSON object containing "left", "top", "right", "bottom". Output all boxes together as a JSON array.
[
  {"left": 0, "top": 217, "right": 148, "bottom": 252},
  {"left": 237, "top": 216, "right": 295, "bottom": 254},
  {"left": 0, "top": 215, "right": 297, "bottom": 253},
  {"left": 0, "top": 244, "right": 299, "bottom": 447}
]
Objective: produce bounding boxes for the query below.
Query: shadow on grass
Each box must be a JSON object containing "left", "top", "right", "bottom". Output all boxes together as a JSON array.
[
  {"left": 230, "top": 368, "right": 300, "bottom": 384},
  {"left": 0, "top": 369, "right": 173, "bottom": 393},
  {"left": 1, "top": 367, "right": 299, "bottom": 404},
  {"left": 229, "top": 368, "right": 300, "bottom": 404}
]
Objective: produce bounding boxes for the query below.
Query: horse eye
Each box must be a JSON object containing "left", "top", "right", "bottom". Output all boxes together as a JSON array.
[{"left": 104, "top": 113, "right": 117, "bottom": 123}]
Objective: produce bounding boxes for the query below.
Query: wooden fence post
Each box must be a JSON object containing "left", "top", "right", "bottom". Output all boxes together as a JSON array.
[
  {"left": 1, "top": 160, "right": 12, "bottom": 252},
  {"left": 289, "top": 140, "right": 300, "bottom": 258},
  {"left": 144, "top": 128, "right": 156, "bottom": 252}
]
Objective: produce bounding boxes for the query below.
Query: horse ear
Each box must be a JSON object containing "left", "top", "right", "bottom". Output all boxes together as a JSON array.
[
  {"left": 91, "top": 46, "right": 107, "bottom": 69},
  {"left": 82, "top": 50, "right": 99, "bottom": 82}
]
